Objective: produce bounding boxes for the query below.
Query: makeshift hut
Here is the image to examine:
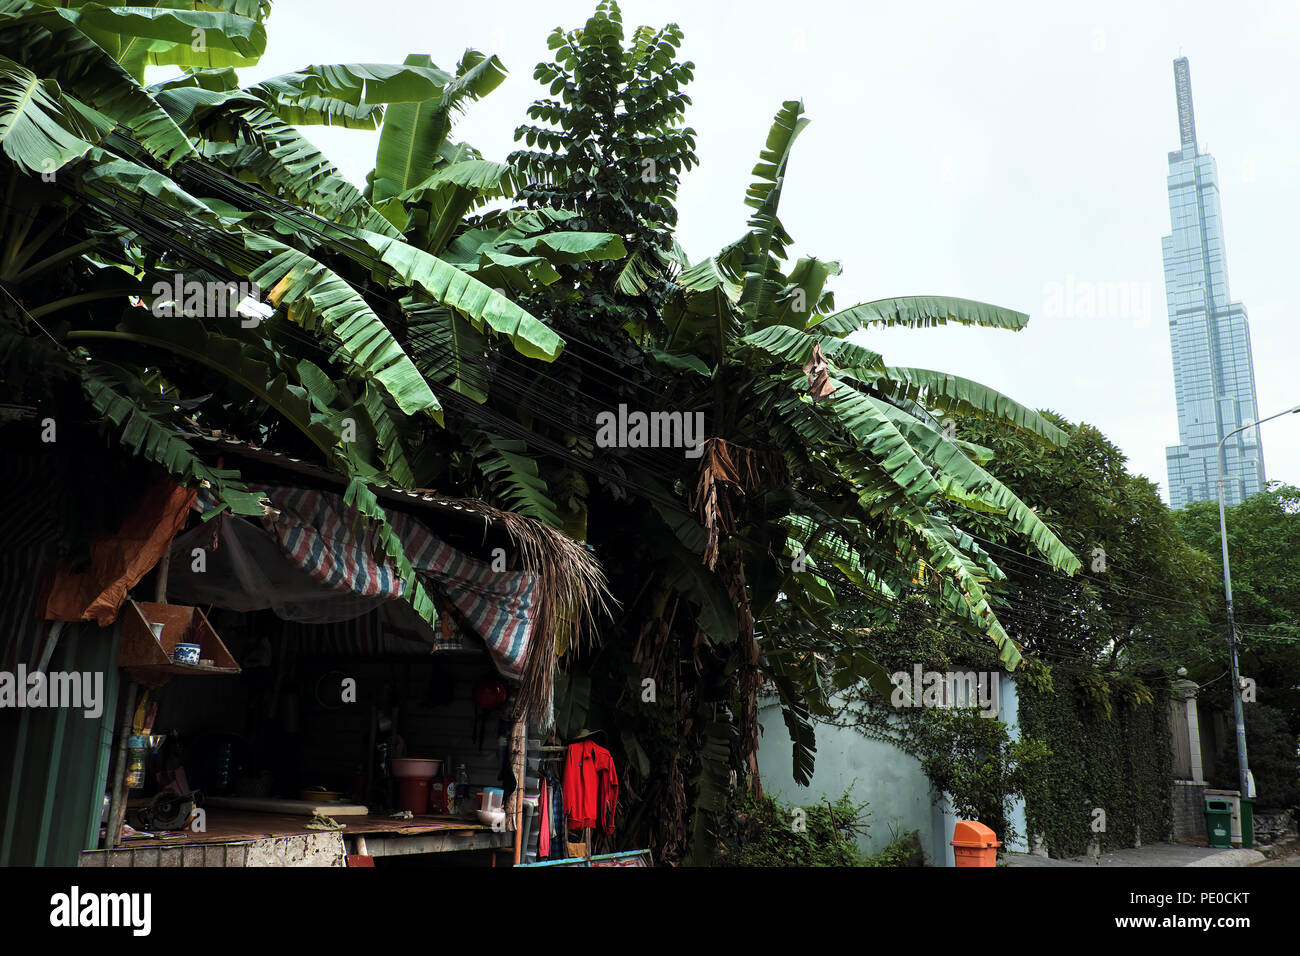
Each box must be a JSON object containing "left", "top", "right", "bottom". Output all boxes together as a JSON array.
[{"left": 0, "top": 415, "right": 611, "bottom": 867}]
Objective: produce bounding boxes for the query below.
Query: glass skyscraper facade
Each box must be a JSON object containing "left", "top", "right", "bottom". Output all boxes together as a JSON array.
[{"left": 1163, "top": 57, "right": 1265, "bottom": 509}]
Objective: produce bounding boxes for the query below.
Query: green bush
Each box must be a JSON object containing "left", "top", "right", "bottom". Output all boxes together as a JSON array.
[
  {"left": 863, "top": 828, "right": 926, "bottom": 867},
  {"left": 716, "top": 791, "right": 870, "bottom": 867}
]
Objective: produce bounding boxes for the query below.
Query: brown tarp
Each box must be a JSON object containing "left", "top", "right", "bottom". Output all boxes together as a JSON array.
[{"left": 39, "top": 478, "right": 196, "bottom": 626}]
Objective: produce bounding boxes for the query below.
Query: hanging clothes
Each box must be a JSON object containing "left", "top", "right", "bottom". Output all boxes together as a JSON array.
[
  {"left": 562, "top": 740, "right": 619, "bottom": 836},
  {"left": 547, "top": 769, "right": 564, "bottom": 859},
  {"left": 538, "top": 777, "right": 550, "bottom": 860}
]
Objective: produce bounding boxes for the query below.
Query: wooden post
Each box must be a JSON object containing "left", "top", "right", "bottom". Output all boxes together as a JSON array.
[
  {"left": 153, "top": 546, "right": 171, "bottom": 603},
  {"left": 511, "top": 716, "right": 526, "bottom": 865},
  {"left": 102, "top": 680, "right": 138, "bottom": 849}
]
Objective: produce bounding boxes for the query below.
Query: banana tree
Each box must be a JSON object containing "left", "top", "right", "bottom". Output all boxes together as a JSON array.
[
  {"left": 647, "top": 100, "right": 1082, "bottom": 787},
  {"left": 0, "top": 0, "right": 582, "bottom": 630}
]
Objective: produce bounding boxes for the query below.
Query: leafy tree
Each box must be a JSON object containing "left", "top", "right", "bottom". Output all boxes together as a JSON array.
[
  {"left": 1179, "top": 484, "right": 1300, "bottom": 804},
  {"left": 509, "top": 0, "right": 696, "bottom": 313},
  {"left": 831, "top": 413, "right": 1220, "bottom": 849},
  {"left": 501, "top": 3, "right": 1085, "bottom": 862},
  {"left": 947, "top": 411, "right": 1219, "bottom": 670}
]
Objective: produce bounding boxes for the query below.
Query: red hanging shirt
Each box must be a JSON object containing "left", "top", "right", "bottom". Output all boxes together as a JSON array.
[{"left": 563, "top": 740, "right": 619, "bottom": 835}]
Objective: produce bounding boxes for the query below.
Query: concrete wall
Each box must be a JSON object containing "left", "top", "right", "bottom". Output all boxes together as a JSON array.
[
  {"left": 756, "top": 696, "right": 939, "bottom": 860},
  {"left": 1171, "top": 781, "right": 1207, "bottom": 842},
  {"left": 757, "top": 674, "right": 1025, "bottom": 865}
]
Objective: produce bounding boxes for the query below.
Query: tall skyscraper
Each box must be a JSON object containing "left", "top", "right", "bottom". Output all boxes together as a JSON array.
[{"left": 1163, "top": 57, "right": 1265, "bottom": 510}]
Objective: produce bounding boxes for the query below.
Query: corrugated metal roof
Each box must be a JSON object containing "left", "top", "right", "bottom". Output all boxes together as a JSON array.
[{"left": 186, "top": 432, "right": 504, "bottom": 531}]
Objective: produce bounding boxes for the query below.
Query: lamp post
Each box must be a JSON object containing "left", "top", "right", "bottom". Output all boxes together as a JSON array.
[{"left": 1215, "top": 403, "right": 1300, "bottom": 798}]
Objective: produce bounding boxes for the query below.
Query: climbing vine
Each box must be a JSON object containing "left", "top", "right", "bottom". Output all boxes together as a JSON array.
[
  {"left": 1018, "top": 668, "right": 1173, "bottom": 857},
  {"left": 830, "top": 597, "right": 1047, "bottom": 847}
]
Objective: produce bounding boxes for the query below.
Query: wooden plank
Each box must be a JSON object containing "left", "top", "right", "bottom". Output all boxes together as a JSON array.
[
  {"left": 205, "top": 795, "right": 369, "bottom": 817},
  {"left": 361, "top": 829, "right": 511, "bottom": 858}
]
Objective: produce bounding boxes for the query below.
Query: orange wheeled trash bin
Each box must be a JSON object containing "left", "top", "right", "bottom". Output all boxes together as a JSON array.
[{"left": 951, "top": 820, "right": 1001, "bottom": 867}]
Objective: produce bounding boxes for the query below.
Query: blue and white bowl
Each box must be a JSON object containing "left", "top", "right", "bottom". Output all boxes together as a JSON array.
[{"left": 172, "top": 643, "right": 201, "bottom": 665}]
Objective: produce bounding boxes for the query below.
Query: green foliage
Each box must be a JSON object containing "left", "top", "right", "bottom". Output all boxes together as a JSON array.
[
  {"left": 509, "top": 0, "right": 697, "bottom": 306},
  {"left": 1178, "top": 485, "right": 1300, "bottom": 737},
  {"left": 950, "top": 410, "right": 1218, "bottom": 670},
  {"left": 862, "top": 828, "right": 926, "bottom": 867},
  {"left": 715, "top": 790, "right": 870, "bottom": 867},
  {"left": 834, "top": 597, "right": 1043, "bottom": 846},
  {"left": 1018, "top": 669, "right": 1173, "bottom": 857},
  {"left": 1207, "top": 703, "right": 1300, "bottom": 812}
]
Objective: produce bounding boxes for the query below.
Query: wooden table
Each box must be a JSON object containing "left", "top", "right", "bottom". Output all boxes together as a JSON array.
[{"left": 81, "top": 807, "right": 510, "bottom": 866}]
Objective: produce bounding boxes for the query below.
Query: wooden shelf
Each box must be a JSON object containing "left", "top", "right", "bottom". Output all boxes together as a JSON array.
[{"left": 119, "top": 600, "right": 240, "bottom": 686}]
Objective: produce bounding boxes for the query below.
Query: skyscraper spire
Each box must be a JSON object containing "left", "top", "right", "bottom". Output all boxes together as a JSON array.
[
  {"left": 1173, "top": 57, "right": 1197, "bottom": 153},
  {"left": 1163, "top": 57, "right": 1265, "bottom": 509}
]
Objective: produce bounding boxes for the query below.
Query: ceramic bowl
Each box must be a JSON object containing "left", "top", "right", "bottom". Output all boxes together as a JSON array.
[
  {"left": 475, "top": 808, "right": 506, "bottom": 829},
  {"left": 172, "top": 643, "right": 201, "bottom": 665}
]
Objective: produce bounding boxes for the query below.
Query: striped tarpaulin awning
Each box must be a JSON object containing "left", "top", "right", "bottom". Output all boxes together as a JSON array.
[{"left": 256, "top": 485, "right": 537, "bottom": 679}]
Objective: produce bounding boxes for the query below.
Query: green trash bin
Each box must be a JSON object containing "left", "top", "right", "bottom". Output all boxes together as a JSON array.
[
  {"left": 1240, "top": 798, "right": 1254, "bottom": 849},
  {"left": 1205, "top": 798, "right": 1232, "bottom": 848}
]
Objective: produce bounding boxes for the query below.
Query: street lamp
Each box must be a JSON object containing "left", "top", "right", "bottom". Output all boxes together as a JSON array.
[{"left": 1216, "top": 403, "right": 1300, "bottom": 799}]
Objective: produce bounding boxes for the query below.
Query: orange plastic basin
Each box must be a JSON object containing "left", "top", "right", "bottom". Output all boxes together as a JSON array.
[{"left": 950, "top": 820, "right": 1001, "bottom": 867}]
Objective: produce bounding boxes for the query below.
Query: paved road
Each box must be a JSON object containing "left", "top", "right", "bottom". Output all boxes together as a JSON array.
[
  {"left": 1004, "top": 844, "right": 1267, "bottom": 867},
  {"left": 1252, "top": 848, "right": 1300, "bottom": 867}
]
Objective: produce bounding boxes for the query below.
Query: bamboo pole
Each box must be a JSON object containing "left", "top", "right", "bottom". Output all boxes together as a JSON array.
[{"left": 102, "top": 680, "right": 138, "bottom": 850}]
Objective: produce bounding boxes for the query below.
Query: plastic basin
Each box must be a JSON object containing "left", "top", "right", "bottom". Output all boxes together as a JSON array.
[{"left": 390, "top": 758, "right": 441, "bottom": 779}]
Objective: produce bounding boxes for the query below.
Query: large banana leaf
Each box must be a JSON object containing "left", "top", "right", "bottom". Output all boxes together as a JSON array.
[
  {"left": 876, "top": 366, "right": 1068, "bottom": 445},
  {"left": 256, "top": 61, "right": 455, "bottom": 108},
  {"left": 401, "top": 158, "right": 526, "bottom": 256},
  {"left": 242, "top": 236, "right": 442, "bottom": 422},
  {"left": 78, "top": 361, "right": 265, "bottom": 516},
  {"left": 860, "top": 390, "right": 1079, "bottom": 573},
  {"left": 74, "top": 153, "right": 440, "bottom": 429},
  {"left": 663, "top": 255, "right": 743, "bottom": 364},
  {"left": 738, "top": 100, "right": 807, "bottom": 323},
  {"left": 741, "top": 323, "right": 884, "bottom": 373},
  {"left": 369, "top": 51, "right": 506, "bottom": 204},
  {"left": 813, "top": 295, "right": 1029, "bottom": 335},
  {"left": 350, "top": 228, "right": 565, "bottom": 362},
  {"left": 174, "top": 91, "right": 400, "bottom": 235},
  {"left": 262, "top": 94, "right": 384, "bottom": 131},
  {"left": 67, "top": 310, "right": 345, "bottom": 465},
  {"left": 30, "top": 3, "right": 269, "bottom": 78},
  {"left": 0, "top": 54, "right": 106, "bottom": 173},
  {"left": 766, "top": 256, "right": 839, "bottom": 329},
  {"left": 342, "top": 477, "right": 438, "bottom": 629},
  {"left": 469, "top": 430, "right": 561, "bottom": 527},
  {"left": 403, "top": 296, "right": 489, "bottom": 403},
  {"left": 0, "top": 20, "right": 193, "bottom": 164}
]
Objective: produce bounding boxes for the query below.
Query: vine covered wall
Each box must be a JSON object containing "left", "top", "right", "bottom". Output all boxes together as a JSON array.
[{"left": 1019, "top": 670, "right": 1173, "bottom": 857}]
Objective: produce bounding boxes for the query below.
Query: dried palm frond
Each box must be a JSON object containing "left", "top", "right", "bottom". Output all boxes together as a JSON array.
[
  {"left": 492, "top": 507, "right": 615, "bottom": 726},
  {"left": 396, "top": 489, "right": 613, "bottom": 726},
  {"left": 690, "top": 437, "right": 781, "bottom": 570},
  {"left": 692, "top": 437, "right": 742, "bottom": 570}
]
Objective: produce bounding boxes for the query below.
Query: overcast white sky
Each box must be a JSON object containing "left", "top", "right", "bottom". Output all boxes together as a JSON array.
[{"left": 244, "top": 0, "right": 1300, "bottom": 502}]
